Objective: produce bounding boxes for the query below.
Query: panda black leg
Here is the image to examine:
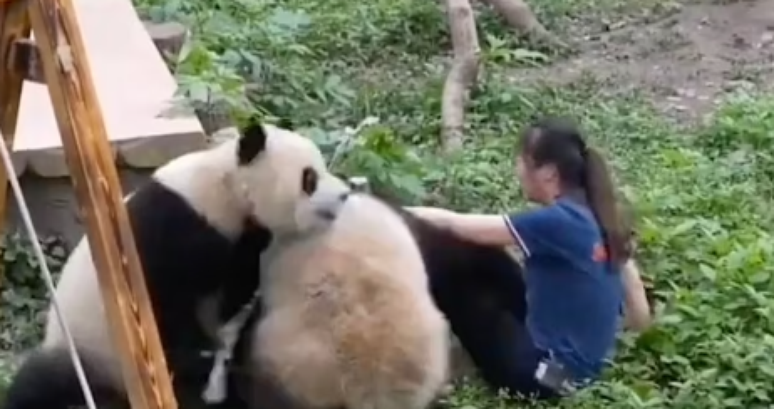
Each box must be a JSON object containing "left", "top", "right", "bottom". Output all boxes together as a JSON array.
[
  {"left": 3, "top": 346, "right": 126, "bottom": 409},
  {"left": 438, "top": 293, "right": 518, "bottom": 390}
]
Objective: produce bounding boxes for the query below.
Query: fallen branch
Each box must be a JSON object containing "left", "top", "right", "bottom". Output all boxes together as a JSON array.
[
  {"left": 440, "top": 0, "right": 481, "bottom": 152},
  {"left": 144, "top": 20, "right": 235, "bottom": 135},
  {"left": 144, "top": 21, "right": 188, "bottom": 65},
  {"left": 479, "top": 0, "right": 570, "bottom": 50}
]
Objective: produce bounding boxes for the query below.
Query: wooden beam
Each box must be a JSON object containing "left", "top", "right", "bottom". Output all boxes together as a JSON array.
[
  {"left": 18, "top": 0, "right": 178, "bottom": 407},
  {"left": 0, "top": 0, "right": 30, "bottom": 284}
]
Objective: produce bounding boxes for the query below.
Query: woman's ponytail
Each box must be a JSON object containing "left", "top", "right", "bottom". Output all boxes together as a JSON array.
[{"left": 583, "top": 147, "right": 632, "bottom": 265}]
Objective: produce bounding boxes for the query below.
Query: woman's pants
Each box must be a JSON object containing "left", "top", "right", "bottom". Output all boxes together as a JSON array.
[{"left": 447, "top": 298, "right": 558, "bottom": 400}]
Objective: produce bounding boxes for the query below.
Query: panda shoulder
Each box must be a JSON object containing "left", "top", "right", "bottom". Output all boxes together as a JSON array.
[{"left": 131, "top": 143, "right": 241, "bottom": 237}]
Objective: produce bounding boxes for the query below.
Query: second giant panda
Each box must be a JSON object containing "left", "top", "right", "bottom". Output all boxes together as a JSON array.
[
  {"left": 244, "top": 192, "right": 450, "bottom": 409},
  {"left": 3, "top": 122, "right": 352, "bottom": 409},
  {"left": 214, "top": 187, "right": 526, "bottom": 409}
]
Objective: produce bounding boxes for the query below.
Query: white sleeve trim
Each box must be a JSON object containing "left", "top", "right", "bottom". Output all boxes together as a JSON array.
[{"left": 503, "top": 215, "right": 531, "bottom": 258}]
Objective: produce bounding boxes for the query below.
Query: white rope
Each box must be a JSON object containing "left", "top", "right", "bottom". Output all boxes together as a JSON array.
[
  {"left": 202, "top": 293, "right": 259, "bottom": 403},
  {"left": 0, "top": 136, "right": 98, "bottom": 409}
]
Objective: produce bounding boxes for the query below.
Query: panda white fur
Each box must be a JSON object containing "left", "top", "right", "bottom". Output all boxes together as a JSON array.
[
  {"left": 220, "top": 188, "right": 527, "bottom": 409},
  {"left": 245, "top": 191, "right": 450, "bottom": 409},
  {"left": 3, "top": 122, "right": 351, "bottom": 409}
]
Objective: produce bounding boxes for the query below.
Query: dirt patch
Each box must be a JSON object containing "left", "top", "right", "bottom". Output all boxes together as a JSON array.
[{"left": 515, "top": 0, "right": 774, "bottom": 120}]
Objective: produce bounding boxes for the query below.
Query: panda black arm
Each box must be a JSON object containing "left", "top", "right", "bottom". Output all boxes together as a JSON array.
[
  {"left": 216, "top": 223, "right": 272, "bottom": 322},
  {"left": 396, "top": 203, "right": 527, "bottom": 320}
]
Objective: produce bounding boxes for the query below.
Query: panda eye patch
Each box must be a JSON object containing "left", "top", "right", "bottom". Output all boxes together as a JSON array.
[{"left": 302, "top": 167, "right": 318, "bottom": 195}]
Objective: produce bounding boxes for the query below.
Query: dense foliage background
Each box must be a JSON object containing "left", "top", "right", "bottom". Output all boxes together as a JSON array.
[{"left": 2, "top": 0, "right": 773, "bottom": 407}]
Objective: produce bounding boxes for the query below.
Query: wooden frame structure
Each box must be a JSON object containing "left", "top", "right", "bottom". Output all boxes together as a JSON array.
[{"left": 0, "top": 0, "right": 177, "bottom": 408}]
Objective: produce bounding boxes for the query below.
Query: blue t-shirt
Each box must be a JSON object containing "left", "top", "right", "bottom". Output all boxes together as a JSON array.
[{"left": 503, "top": 197, "right": 624, "bottom": 380}]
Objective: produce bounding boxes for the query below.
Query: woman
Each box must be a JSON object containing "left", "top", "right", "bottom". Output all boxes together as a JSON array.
[{"left": 407, "top": 117, "right": 651, "bottom": 399}]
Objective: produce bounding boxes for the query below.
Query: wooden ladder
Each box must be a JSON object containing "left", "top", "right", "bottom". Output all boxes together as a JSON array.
[{"left": 0, "top": 0, "right": 177, "bottom": 408}]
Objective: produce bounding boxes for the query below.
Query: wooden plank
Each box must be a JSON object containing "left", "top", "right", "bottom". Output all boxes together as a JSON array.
[
  {"left": 25, "top": 0, "right": 178, "bottom": 408},
  {"left": 15, "top": 0, "right": 204, "bottom": 177},
  {"left": 0, "top": 0, "right": 30, "bottom": 284}
]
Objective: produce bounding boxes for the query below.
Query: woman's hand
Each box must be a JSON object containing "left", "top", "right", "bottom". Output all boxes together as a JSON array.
[{"left": 621, "top": 259, "right": 652, "bottom": 332}]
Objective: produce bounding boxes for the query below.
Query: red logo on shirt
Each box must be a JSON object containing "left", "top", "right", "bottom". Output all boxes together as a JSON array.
[{"left": 592, "top": 243, "right": 608, "bottom": 262}]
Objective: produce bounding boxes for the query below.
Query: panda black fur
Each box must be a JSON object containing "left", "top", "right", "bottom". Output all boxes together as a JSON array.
[
  {"left": 3, "top": 122, "right": 351, "bottom": 409},
  {"left": 220, "top": 191, "right": 526, "bottom": 409},
  {"left": 396, "top": 202, "right": 528, "bottom": 390},
  {"left": 364, "top": 196, "right": 528, "bottom": 393},
  {"left": 243, "top": 192, "right": 449, "bottom": 409}
]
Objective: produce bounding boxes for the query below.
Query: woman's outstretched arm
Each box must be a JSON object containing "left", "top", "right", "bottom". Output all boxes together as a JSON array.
[{"left": 405, "top": 206, "right": 516, "bottom": 247}]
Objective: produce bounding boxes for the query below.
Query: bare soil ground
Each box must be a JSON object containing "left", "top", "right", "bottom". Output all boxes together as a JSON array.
[{"left": 517, "top": 0, "right": 774, "bottom": 121}]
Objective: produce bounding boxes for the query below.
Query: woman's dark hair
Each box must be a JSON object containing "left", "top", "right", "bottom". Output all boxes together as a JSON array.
[{"left": 517, "top": 117, "right": 632, "bottom": 264}]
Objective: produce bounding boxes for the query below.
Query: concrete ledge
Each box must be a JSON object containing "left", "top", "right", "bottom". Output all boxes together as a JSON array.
[{"left": 13, "top": 0, "right": 205, "bottom": 178}]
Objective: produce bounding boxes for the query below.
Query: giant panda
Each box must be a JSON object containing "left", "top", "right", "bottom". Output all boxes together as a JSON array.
[
  {"left": 244, "top": 192, "right": 450, "bottom": 409},
  {"left": 3, "top": 121, "right": 352, "bottom": 409},
  {"left": 214, "top": 187, "right": 527, "bottom": 409}
]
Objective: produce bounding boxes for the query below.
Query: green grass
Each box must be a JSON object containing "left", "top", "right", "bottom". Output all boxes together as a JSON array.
[{"left": 2, "top": 0, "right": 774, "bottom": 407}]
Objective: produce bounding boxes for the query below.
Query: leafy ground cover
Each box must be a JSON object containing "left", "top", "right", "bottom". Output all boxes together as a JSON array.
[{"left": 1, "top": 0, "right": 773, "bottom": 407}]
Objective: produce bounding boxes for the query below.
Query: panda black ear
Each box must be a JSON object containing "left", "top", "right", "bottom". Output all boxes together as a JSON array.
[{"left": 238, "top": 121, "right": 268, "bottom": 165}]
